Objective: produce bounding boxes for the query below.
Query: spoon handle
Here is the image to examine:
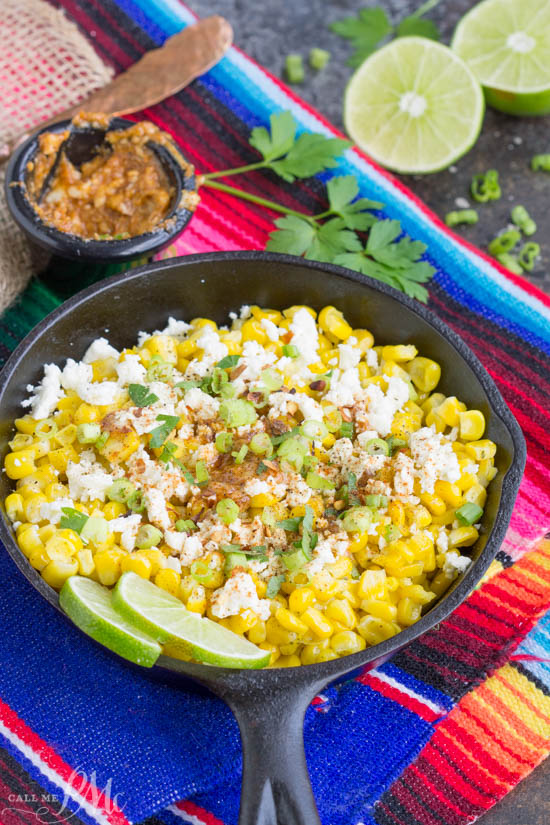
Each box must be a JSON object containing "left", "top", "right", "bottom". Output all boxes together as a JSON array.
[{"left": 0, "top": 15, "right": 233, "bottom": 165}]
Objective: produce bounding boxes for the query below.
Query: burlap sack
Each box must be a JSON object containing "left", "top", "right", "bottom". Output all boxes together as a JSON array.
[{"left": 0, "top": 0, "right": 113, "bottom": 312}]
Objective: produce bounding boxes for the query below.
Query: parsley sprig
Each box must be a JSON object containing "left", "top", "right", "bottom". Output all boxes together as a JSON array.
[
  {"left": 199, "top": 111, "right": 435, "bottom": 302},
  {"left": 330, "top": 0, "right": 442, "bottom": 67}
]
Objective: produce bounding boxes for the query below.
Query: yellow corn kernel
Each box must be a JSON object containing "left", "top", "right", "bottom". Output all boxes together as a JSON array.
[
  {"left": 73, "top": 403, "right": 100, "bottom": 425},
  {"left": 266, "top": 617, "right": 297, "bottom": 646},
  {"left": 121, "top": 554, "right": 152, "bottom": 579},
  {"left": 186, "top": 584, "right": 206, "bottom": 614},
  {"left": 318, "top": 306, "right": 352, "bottom": 340},
  {"left": 407, "top": 505, "right": 432, "bottom": 530},
  {"left": 465, "top": 440, "right": 496, "bottom": 461},
  {"left": 55, "top": 529, "right": 83, "bottom": 553},
  {"left": 276, "top": 654, "right": 301, "bottom": 668},
  {"left": 15, "top": 415, "right": 37, "bottom": 434},
  {"left": 406, "top": 357, "right": 441, "bottom": 393},
  {"left": 48, "top": 446, "right": 79, "bottom": 474},
  {"left": 230, "top": 608, "right": 258, "bottom": 635},
  {"left": 4, "top": 450, "right": 36, "bottom": 479},
  {"left": 382, "top": 344, "right": 418, "bottom": 363},
  {"left": 177, "top": 339, "right": 197, "bottom": 360},
  {"left": 251, "top": 307, "right": 283, "bottom": 324},
  {"left": 76, "top": 548, "right": 95, "bottom": 576},
  {"left": 136, "top": 548, "right": 165, "bottom": 577},
  {"left": 425, "top": 409, "right": 447, "bottom": 433},
  {"left": 9, "top": 433, "right": 35, "bottom": 452},
  {"left": 248, "top": 619, "right": 267, "bottom": 645},
  {"left": 357, "top": 615, "right": 399, "bottom": 645},
  {"left": 94, "top": 549, "right": 124, "bottom": 586},
  {"left": 259, "top": 641, "right": 280, "bottom": 666},
  {"left": 400, "top": 584, "right": 435, "bottom": 605},
  {"left": 435, "top": 396, "right": 462, "bottom": 427},
  {"left": 301, "top": 606, "right": 334, "bottom": 639},
  {"left": 357, "top": 569, "right": 386, "bottom": 600},
  {"left": 325, "top": 598, "right": 356, "bottom": 629},
  {"left": 449, "top": 526, "right": 479, "bottom": 547},
  {"left": 154, "top": 567, "right": 181, "bottom": 596},
  {"left": 327, "top": 557, "right": 353, "bottom": 579},
  {"left": 477, "top": 459, "right": 497, "bottom": 487},
  {"left": 22, "top": 493, "right": 48, "bottom": 523},
  {"left": 29, "top": 546, "right": 49, "bottom": 571},
  {"left": 44, "top": 483, "right": 69, "bottom": 501},
  {"left": 249, "top": 492, "right": 278, "bottom": 508},
  {"left": 434, "top": 481, "right": 463, "bottom": 508},
  {"left": 100, "top": 431, "right": 141, "bottom": 463},
  {"left": 18, "top": 525, "right": 43, "bottom": 558},
  {"left": 5, "top": 493, "right": 24, "bottom": 522},
  {"left": 353, "top": 329, "right": 375, "bottom": 352},
  {"left": 330, "top": 630, "right": 366, "bottom": 656},
  {"left": 38, "top": 524, "right": 57, "bottom": 543},
  {"left": 459, "top": 410, "right": 485, "bottom": 441},
  {"left": 420, "top": 492, "right": 447, "bottom": 516},
  {"left": 42, "top": 558, "right": 78, "bottom": 589},
  {"left": 300, "top": 639, "right": 328, "bottom": 664},
  {"left": 280, "top": 641, "right": 300, "bottom": 656},
  {"left": 45, "top": 535, "right": 77, "bottom": 562},
  {"left": 362, "top": 599, "right": 397, "bottom": 622},
  {"left": 144, "top": 334, "right": 178, "bottom": 364},
  {"left": 464, "top": 483, "right": 487, "bottom": 508},
  {"left": 103, "top": 501, "right": 126, "bottom": 520},
  {"left": 288, "top": 587, "right": 315, "bottom": 614},
  {"left": 53, "top": 425, "right": 77, "bottom": 447},
  {"left": 396, "top": 598, "right": 422, "bottom": 626},
  {"left": 275, "top": 607, "right": 308, "bottom": 636},
  {"left": 310, "top": 570, "right": 341, "bottom": 602},
  {"left": 282, "top": 305, "right": 316, "bottom": 321},
  {"left": 349, "top": 532, "right": 369, "bottom": 556},
  {"left": 241, "top": 319, "right": 267, "bottom": 345}
]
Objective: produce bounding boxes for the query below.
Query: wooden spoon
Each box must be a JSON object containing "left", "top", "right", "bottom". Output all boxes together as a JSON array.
[{"left": 1, "top": 15, "right": 233, "bottom": 163}]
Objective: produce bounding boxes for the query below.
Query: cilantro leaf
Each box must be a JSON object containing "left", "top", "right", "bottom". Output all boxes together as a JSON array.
[
  {"left": 149, "top": 414, "right": 180, "bottom": 448},
  {"left": 128, "top": 383, "right": 159, "bottom": 407},
  {"left": 305, "top": 217, "right": 362, "bottom": 263},
  {"left": 265, "top": 215, "right": 316, "bottom": 256},
  {"left": 330, "top": 7, "right": 392, "bottom": 67},
  {"left": 266, "top": 574, "right": 286, "bottom": 598},
  {"left": 396, "top": 16, "right": 439, "bottom": 41},
  {"left": 367, "top": 219, "right": 403, "bottom": 254},
  {"left": 249, "top": 111, "right": 297, "bottom": 162},
  {"left": 276, "top": 516, "right": 303, "bottom": 532},
  {"left": 60, "top": 507, "right": 88, "bottom": 533},
  {"left": 176, "top": 380, "right": 201, "bottom": 390},
  {"left": 216, "top": 354, "right": 241, "bottom": 369},
  {"left": 159, "top": 441, "right": 178, "bottom": 464},
  {"left": 269, "top": 133, "right": 351, "bottom": 182},
  {"left": 266, "top": 215, "right": 360, "bottom": 262},
  {"left": 326, "top": 175, "right": 383, "bottom": 230}
]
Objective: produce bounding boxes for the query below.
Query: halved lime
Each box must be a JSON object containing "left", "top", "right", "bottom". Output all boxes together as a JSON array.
[
  {"left": 452, "top": 0, "right": 550, "bottom": 116},
  {"left": 112, "top": 572, "right": 270, "bottom": 669},
  {"left": 59, "top": 576, "right": 161, "bottom": 667},
  {"left": 344, "top": 37, "right": 485, "bottom": 174}
]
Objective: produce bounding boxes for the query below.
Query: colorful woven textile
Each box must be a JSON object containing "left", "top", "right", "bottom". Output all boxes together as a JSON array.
[{"left": 1, "top": 2, "right": 550, "bottom": 824}]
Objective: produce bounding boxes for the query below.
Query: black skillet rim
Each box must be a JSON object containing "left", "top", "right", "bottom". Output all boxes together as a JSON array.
[
  {"left": 4, "top": 117, "right": 196, "bottom": 263},
  {"left": 0, "top": 251, "right": 527, "bottom": 688}
]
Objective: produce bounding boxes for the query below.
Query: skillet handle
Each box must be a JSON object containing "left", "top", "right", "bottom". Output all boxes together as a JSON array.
[{"left": 226, "top": 681, "right": 323, "bottom": 825}]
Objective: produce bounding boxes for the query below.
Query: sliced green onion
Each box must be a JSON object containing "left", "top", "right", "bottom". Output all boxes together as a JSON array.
[
  {"left": 219, "top": 398, "right": 258, "bottom": 428},
  {"left": 518, "top": 242, "right": 540, "bottom": 272},
  {"left": 135, "top": 524, "right": 163, "bottom": 549},
  {"left": 191, "top": 559, "right": 220, "bottom": 586},
  {"left": 445, "top": 209, "right": 479, "bottom": 227},
  {"left": 309, "top": 47, "right": 330, "bottom": 70},
  {"left": 306, "top": 471, "right": 335, "bottom": 491},
  {"left": 532, "top": 154, "right": 550, "bottom": 172},
  {"left": 511, "top": 205, "right": 536, "bottom": 236},
  {"left": 385, "top": 524, "right": 401, "bottom": 543},
  {"left": 365, "top": 437, "right": 389, "bottom": 456},
  {"left": 94, "top": 431, "right": 109, "bottom": 450},
  {"left": 340, "top": 422, "right": 354, "bottom": 439},
  {"left": 261, "top": 506, "right": 276, "bottom": 527},
  {"left": 232, "top": 445, "right": 248, "bottom": 465},
  {"left": 220, "top": 382, "right": 237, "bottom": 399},
  {"left": 324, "top": 409, "right": 342, "bottom": 433},
  {"left": 341, "top": 506, "right": 373, "bottom": 533},
  {"left": 271, "top": 426, "right": 300, "bottom": 446},
  {"left": 127, "top": 490, "right": 145, "bottom": 513},
  {"left": 34, "top": 418, "right": 58, "bottom": 439},
  {"left": 285, "top": 54, "right": 304, "bottom": 84},
  {"left": 455, "top": 502, "right": 483, "bottom": 526},
  {"left": 216, "top": 498, "right": 239, "bottom": 524},
  {"left": 364, "top": 494, "right": 388, "bottom": 508},
  {"left": 211, "top": 367, "right": 229, "bottom": 394},
  {"left": 471, "top": 169, "right": 501, "bottom": 203},
  {"left": 250, "top": 432, "right": 273, "bottom": 456},
  {"left": 220, "top": 543, "right": 243, "bottom": 553},
  {"left": 283, "top": 547, "right": 309, "bottom": 571},
  {"left": 107, "top": 478, "right": 135, "bottom": 503},
  {"left": 146, "top": 354, "right": 173, "bottom": 382},
  {"left": 215, "top": 431, "right": 233, "bottom": 453},
  {"left": 175, "top": 519, "right": 197, "bottom": 533},
  {"left": 300, "top": 419, "right": 329, "bottom": 441},
  {"left": 277, "top": 435, "right": 309, "bottom": 472},
  {"left": 496, "top": 252, "right": 523, "bottom": 275},
  {"left": 386, "top": 435, "right": 407, "bottom": 455},
  {"left": 195, "top": 460, "right": 209, "bottom": 485},
  {"left": 223, "top": 551, "right": 248, "bottom": 575},
  {"left": 260, "top": 368, "right": 283, "bottom": 391},
  {"left": 488, "top": 229, "right": 521, "bottom": 257},
  {"left": 76, "top": 423, "right": 101, "bottom": 444},
  {"left": 282, "top": 344, "right": 299, "bottom": 358},
  {"left": 80, "top": 516, "right": 109, "bottom": 545}
]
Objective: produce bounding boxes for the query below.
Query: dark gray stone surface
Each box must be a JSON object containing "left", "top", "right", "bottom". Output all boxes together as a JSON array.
[
  {"left": 187, "top": 3, "right": 550, "bottom": 822},
  {"left": 190, "top": 0, "right": 550, "bottom": 294}
]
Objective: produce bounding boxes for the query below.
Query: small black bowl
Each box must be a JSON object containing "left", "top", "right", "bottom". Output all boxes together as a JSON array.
[{"left": 4, "top": 117, "right": 197, "bottom": 263}]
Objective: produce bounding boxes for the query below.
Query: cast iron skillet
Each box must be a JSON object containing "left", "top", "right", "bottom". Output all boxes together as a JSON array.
[{"left": 0, "top": 252, "right": 526, "bottom": 825}]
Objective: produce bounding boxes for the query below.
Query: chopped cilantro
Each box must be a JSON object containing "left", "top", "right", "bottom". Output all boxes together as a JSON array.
[
  {"left": 149, "top": 414, "right": 180, "bottom": 448},
  {"left": 59, "top": 507, "right": 88, "bottom": 533},
  {"left": 128, "top": 384, "right": 159, "bottom": 407},
  {"left": 266, "top": 574, "right": 286, "bottom": 598}
]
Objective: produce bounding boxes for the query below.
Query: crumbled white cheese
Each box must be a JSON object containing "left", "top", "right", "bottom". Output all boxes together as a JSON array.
[
  {"left": 289, "top": 308, "right": 319, "bottom": 366},
  {"left": 116, "top": 354, "right": 146, "bottom": 385},
  {"left": 235, "top": 340, "right": 277, "bottom": 387},
  {"left": 356, "top": 430, "right": 379, "bottom": 448},
  {"left": 325, "top": 367, "right": 363, "bottom": 407},
  {"left": 210, "top": 571, "right": 271, "bottom": 621},
  {"left": 180, "top": 534, "right": 204, "bottom": 565},
  {"left": 39, "top": 497, "right": 74, "bottom": 524},
  {"left": 436, "top": 527, "right": 449, "bottom": 552},
  {"left": 244, "top": 479, "right": 271, "bottom": 497},
  {"left": 444, "top": 552, "right": 471, "bottom": 574},
  {"left": 83, "top": 337, "right": 119, "bottom": 364},
  {"left": 392, "top": 452, "right": 417, "bottom": 502},
  {"left": 260, "top": 318, "right": 280, "bottom": 341},
  {"left": 61, "top": 359, "right": 120, "bottom": 406},
  {"left": 165, "top": 556, "right": 182, "bottom": 573},
  {"left": 126, "top": 446, "right": 188, "bottom": 500},
  {"left": 66, "top": 450, "right": 115, "bottom": 502},
  {"left": 108, "top": 514, "right": 142, "bottom": 551},
  {"left": 22, "top": 363, "right": 63, "bottom": 420},
  {"left": 328, "top": 437, "right": 386, "bottom": 481},
  {"left": 145, "top": 488, "right": 171, "bottom": 530},
  {"left": 196, "top": 326, "right": 228, "bottom": 363},
  {"left": 161, "top": 317, "right": 191, "bottom": 338},
  {"left": 267, "top": 392, "right": 289, "bottom": 419},
  {"left": 285, "top": 476, "right": 312, "bottom": 507},
  {"left": 294, "top": 393, "right": 324, "bottom": 422},
  {"left": 183, "top": 387, "right": 220, "bottom": 421},
  {"left": 362, "top": 376, "right": 409, "bottom": 436},
  {"left": 365, "top": 348, "right": 379, "bottom": 369},
  {"left": 164, "top": 530, "right": 186, "bottom": 553},
  {"left": 338, "top": 340, "right": 361, "bottom": 371},
  {"left": 410, "top": 427, "right": 461, "bottom": 493}
]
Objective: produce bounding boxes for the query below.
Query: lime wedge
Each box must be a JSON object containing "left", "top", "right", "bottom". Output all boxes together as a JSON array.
[
  {"left": 452, "top": 0, "right": 550, "bottom": 116},
  {"left": 59, "top": 576, "right": 161, "bottom": 667},
  {"left": 344, "top": 37, "right": 484, "bottom": 174},
  {"left": 112, "top": 572, "right": 270, "bottom": 669}
]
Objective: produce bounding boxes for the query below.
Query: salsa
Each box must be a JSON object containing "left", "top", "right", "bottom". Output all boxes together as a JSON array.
[{"left": 26, "top": 114, "right": 196, "bottom": 240}]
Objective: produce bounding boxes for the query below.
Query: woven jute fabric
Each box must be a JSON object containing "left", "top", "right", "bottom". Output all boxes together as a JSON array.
[{"left": 0, "top": 0, "right": 113, "bottom": 312}]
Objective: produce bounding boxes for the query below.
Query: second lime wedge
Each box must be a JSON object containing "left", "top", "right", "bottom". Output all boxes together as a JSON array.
[
  {"left": 112, "top": 572, "right": 270, "bottom": 669},
  {"left": 344, "top": 37, "right": 484, "bottom": 174}
]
